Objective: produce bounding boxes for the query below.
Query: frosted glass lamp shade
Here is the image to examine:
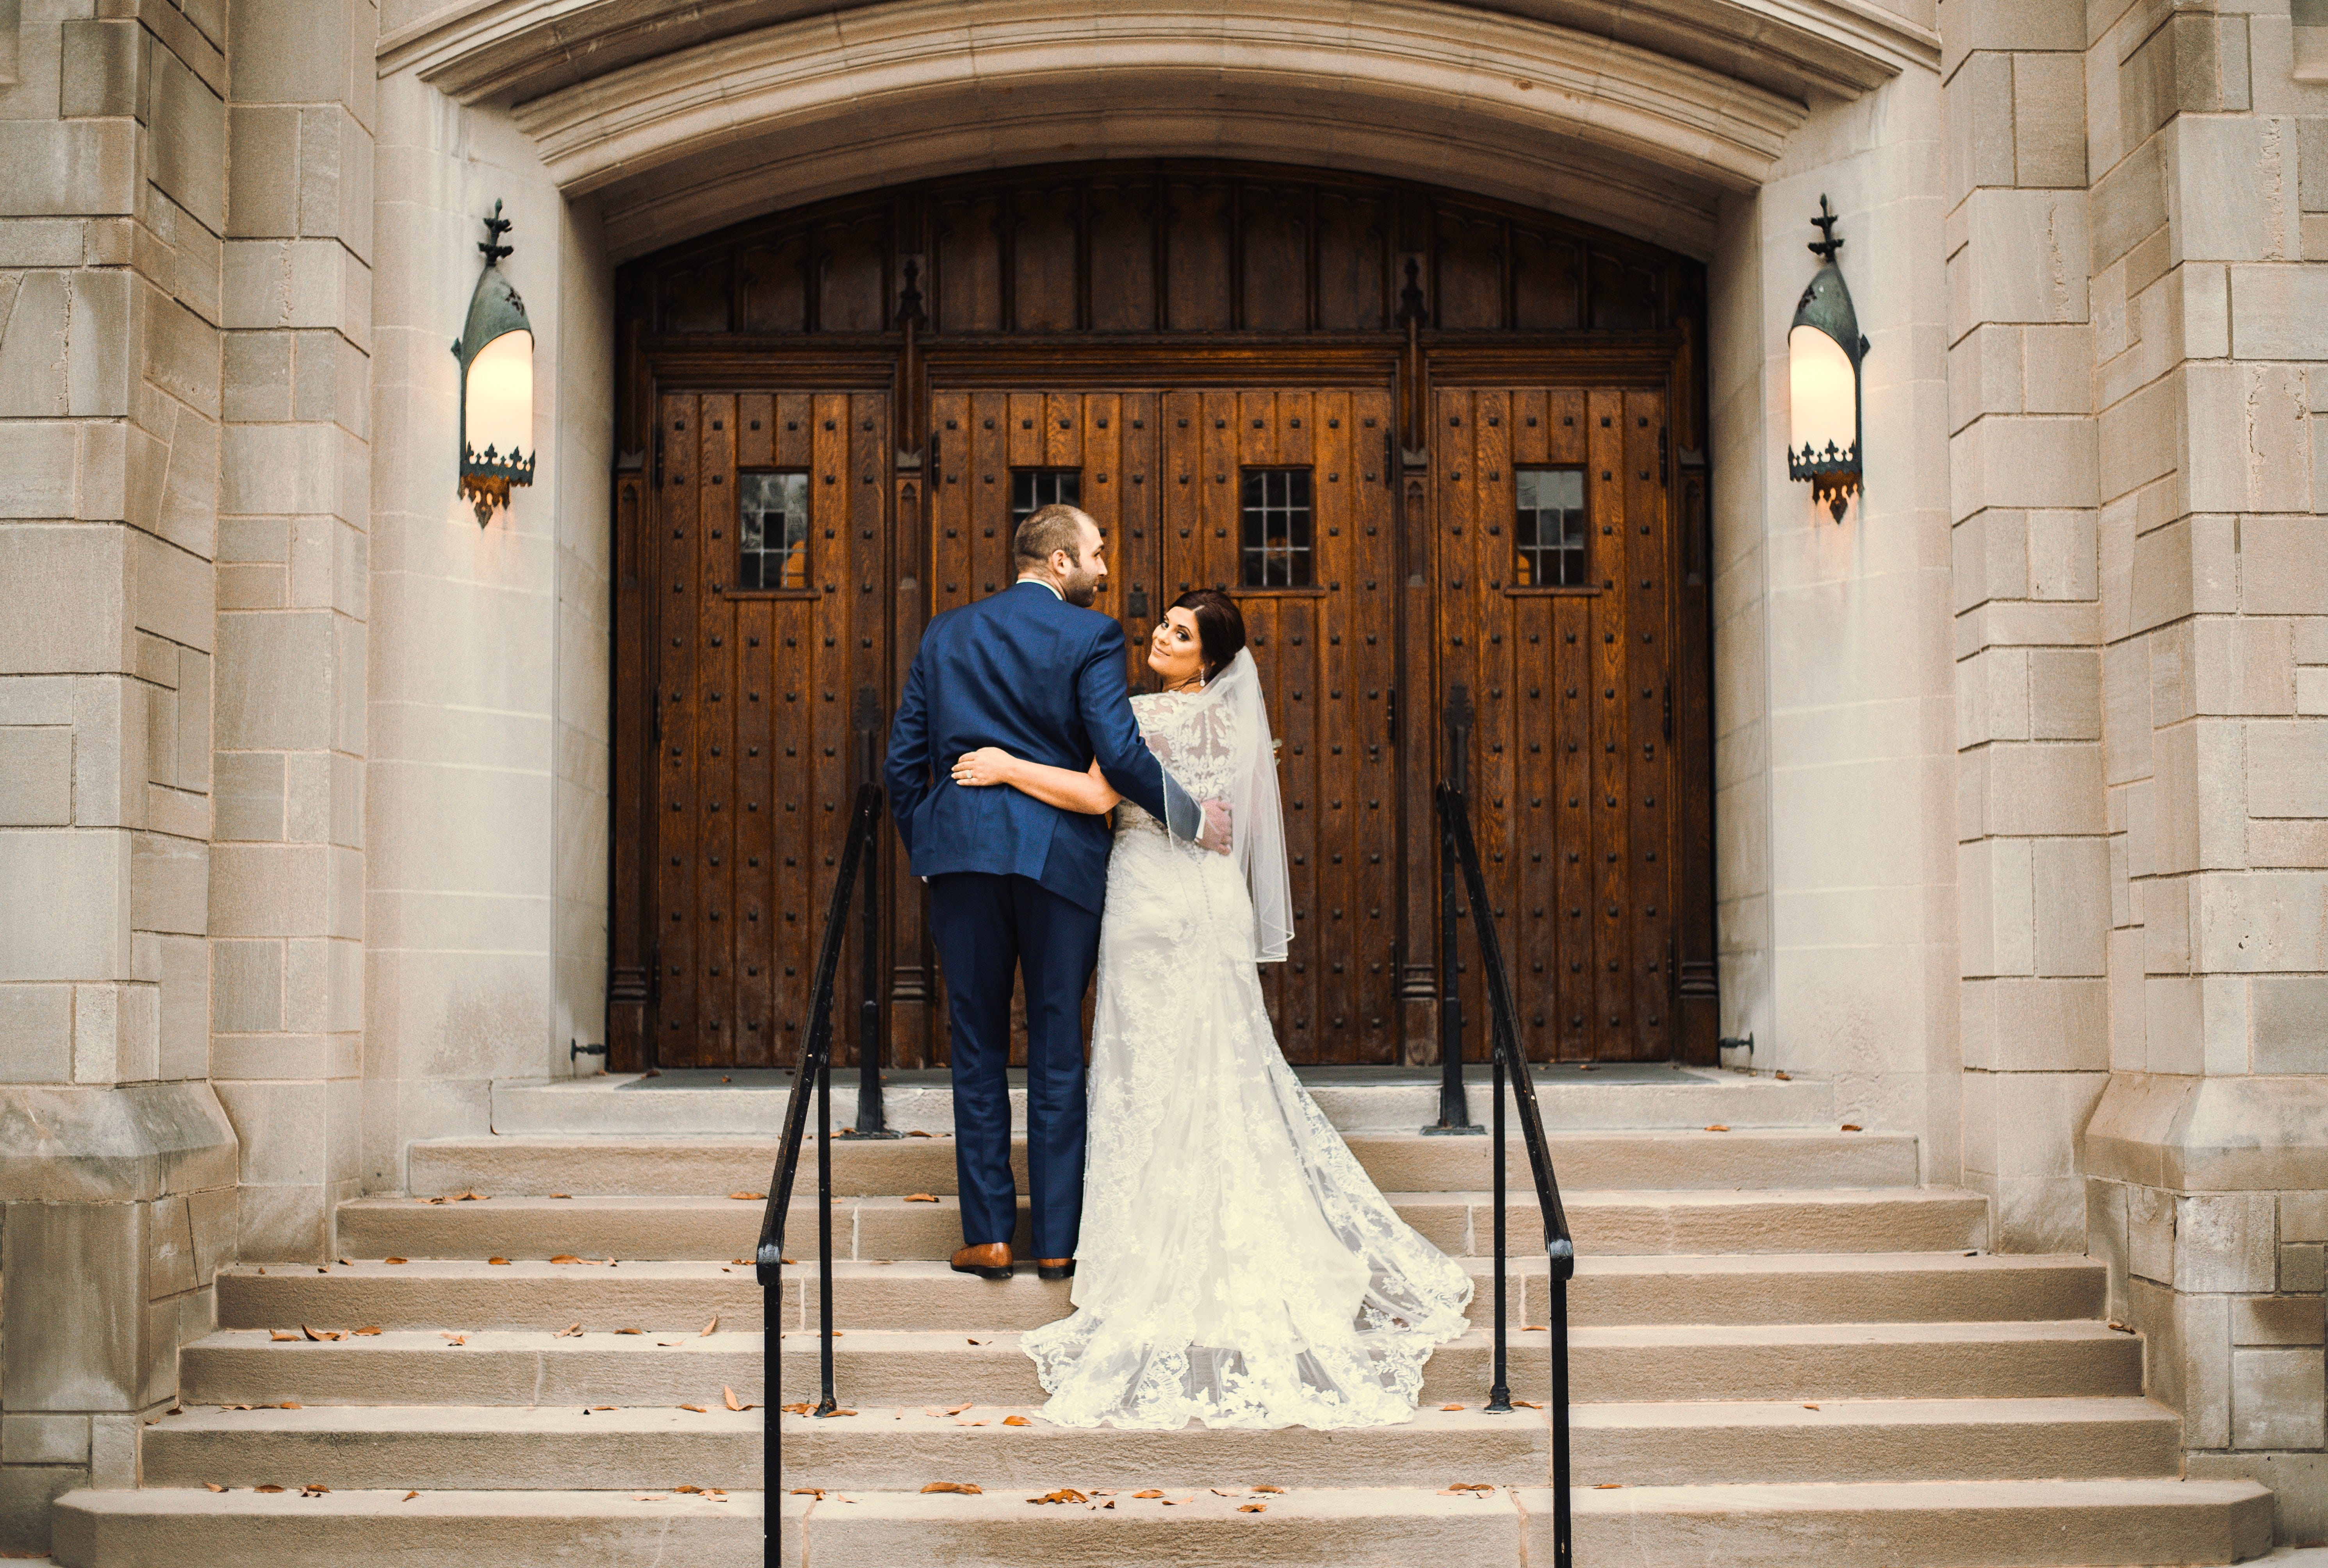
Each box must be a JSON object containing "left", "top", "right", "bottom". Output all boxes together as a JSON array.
[{"left": 464, "top": 330, "right": 533, "bottom": 473}]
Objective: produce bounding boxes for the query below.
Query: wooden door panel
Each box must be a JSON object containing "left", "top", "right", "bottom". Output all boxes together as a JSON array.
[
  {"left": 1436, "top": 384, "right": 1675, "bottom": 1063},
  {"left": 1155, "top": 385, "right": 1400, "bottom": 1065},
  {"left": 651, "top": 388, "right": 889, "bottom": 1069}
]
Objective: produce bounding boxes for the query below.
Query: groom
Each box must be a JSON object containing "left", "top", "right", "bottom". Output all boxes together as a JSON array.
[{"left": 886, "top": 505, "right": 1228, "bottom": 1281}]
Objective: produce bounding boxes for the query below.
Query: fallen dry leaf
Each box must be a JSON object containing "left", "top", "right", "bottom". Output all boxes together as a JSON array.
[
  {"left": 278, "top": 1401, "right": 302, "bottom": 1410},
  {"left": 253, "top": 1484, "right": 285, "bottom": 1494},
  {"left": 218, "top": 1404, "right": 253, "bottom": 1411},
  {"left": 336, "top": 1258, "right": 352, "bottom": 1267},
  {"left": 966, "top": 1337, "right": 985, "bottom": 1346},
  {"left": 301, "top": 1326, "right": 340, "bottom": 1342},
  {"left": 1001, "top": 1415, "right": 1030, "bottom": 1427},
  {"left": 351, "top": 1326, "right": 381, "bottom": 1336},
  {"left": 617, "top": 1328, "right": 643, "bottom": 1336},
  {"left": 401, "top": 1491, "right": 418, "bottom": 1501},
  {"left": 1704, "top": 1124, "right": 1731, "bottom": 1133},
  {"left": 269, "top": 1330, "right": 300, "bottom": 1342},
  {"left": 1803, "top": 1403, "right": 1820, "bottom": 1410},
  {"left": 1594, "top": 1482, "right": 1623, "bottom": 1490},
  {"left": 674, "top": 1485, "right": 703, "bottom": 1495},
  {"left": 203, "top": 1482, "right": 225, "bottom": 1493},
  {"left": 1027, "top": 1489, "right": 1087, "bottom": 1505},
  {"left": 549, "top": 1193, "right": 571, "bottom": 1199},
  {"left": 729, "top": 1192, "right": 766, "bottom": 1201},
  {"left": 1447, "top": 1483, "right": 1495, "bottom": 1493},
  {"left": 903, "top": 1193, "right": 938, "bottom": 1203},
  {"left": 302, "top": 1484, "right": 329, "bottom": 1495},
  {"left": 2108, "top": 1320, "right": 2136, "bottom": 1334},
  {"left": 943, "top": 1402, "right": 972, "bottom": 1415},
  {"left": 550, "top": 1255, "right": 585, "bottom": 1265},
  {"left": 790, "top": 1488, "right": 825, "bottom": 1498},
  {"left": 1440, "top": 1403, "right": 1465, "bottom": 1411},
  {"left": 1513, "top": 1400, "right": 1543, "bottom": 1409},
  {"left": 1774, "top": 1071, "right": 1792, "bottom": 1080},
  {"left": 781, "top": 1402, "right": 812, "bottom": 1415},
  {"left": 1252, "top": 1485, "right": 1285, "bottom": 1493},
  {"left": 488, "top": 1257, "right": 511, "bottom": 1266},
  {"left": 678, "top": 1404, "right": 706, "bottom": 1413},
  {"left": 908, "top": 1129, "right": 932, "bottom": 1137},
  {"left": 1160, "top": 1496, "right": 1197, "bottom": 1506},
  {"left": 555, "top": 1323, "right": 583, "bottom": 1338},
  {"left": 1522, "top": 1325, "right": 1548, "bottom": 1332},
  {"left": 1239, "top": 1503, "right": 1267, "bottom": 1513},
  {"left": 384, "top": 1257, "right": 408, "bottom": 1265},
  {"left": 1210, "top": 1489, "right": 1240, "bottom": 1497},
  {"left": 724, "top": 1386, "right": 748, "bottom": 1411},
  {"left": 1841, "top": 1123, "right": 1863, "bottom": 1132},
  {"left": 592, "top": 1406, "right": 614, "bottom": 1412},
  {"left": 922, "top": 1482, "right": 982, "bottom": 1495},
  {"left": 1132, "top": 1490, "right": 1166, "bottom": 1499},
  {"left": 701, "top": 1315, "right": 719, "bottom": 1336},
  {"left": 440, "top": 1333, "right": 467, "bottom": 1345}
]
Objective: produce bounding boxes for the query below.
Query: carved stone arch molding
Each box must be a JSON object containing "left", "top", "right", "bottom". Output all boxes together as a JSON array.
[{"left": 382, "top": 0, "right": 1934, "bottom": 260}]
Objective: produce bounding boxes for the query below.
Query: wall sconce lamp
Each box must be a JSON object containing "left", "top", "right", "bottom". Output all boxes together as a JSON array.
[
  {"left": 453, "top": 201, "right": 535, "bottom": 526},
  {"left": 1787, "top": 196, "right": 1868, "bottom": 522}
]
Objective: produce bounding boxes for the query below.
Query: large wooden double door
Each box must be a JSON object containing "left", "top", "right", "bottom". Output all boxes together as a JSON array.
[
  {"left": 609, "top": 161, "right": 1716, "bottom": 1074},
  {"left": 630, "top": 373, "right": 1689, "bottom": 1071}
]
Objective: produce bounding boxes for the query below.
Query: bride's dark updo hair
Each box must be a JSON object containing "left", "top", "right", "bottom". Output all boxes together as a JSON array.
[{"left": 1172, "top": 588, "right": 1246, "bottom": 683}]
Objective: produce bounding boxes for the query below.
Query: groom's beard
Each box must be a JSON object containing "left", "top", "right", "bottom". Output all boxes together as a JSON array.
[{"left": 1059, "top": 567, "right": 1102, "bottom": 608}]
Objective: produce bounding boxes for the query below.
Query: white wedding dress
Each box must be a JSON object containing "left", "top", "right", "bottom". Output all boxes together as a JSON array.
[{"left": 1020, "top": 674, "right": 1474, "bottom": 1430}]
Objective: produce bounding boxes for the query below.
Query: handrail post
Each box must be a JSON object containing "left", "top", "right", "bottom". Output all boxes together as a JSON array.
[
  {"left": 764, "top": 1296, "right": 781, "bottom": 1567},
  {"left": 1425, "top": 685, "right": 1482, "bottom": 1136},
  {"left": 815, "top": 1046, "right": 836, "bottom": 1415},
  {"left": 1487, "top": 1044, "right": 1511, "bottom": 1413},
  {"left": 1551, "top": 1273, "right": 1572, "bottom": 1567},
  {"left": 844, "top": 690, "right": 898, "bottom": 1141}
]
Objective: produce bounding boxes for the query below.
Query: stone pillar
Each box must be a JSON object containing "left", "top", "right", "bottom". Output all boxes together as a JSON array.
[
  {"left": 2076, "top": 0, "right": 2328, "bottom": 1538},
  {"left": 1941, "top": 0, "right": 2112, "bottom": 1249},
  {"left": 0, "top": 0, "right": 239, "bottom": 1550},
  {"left": 209, "top": 0, "right": 376, "bottom": 1260}
]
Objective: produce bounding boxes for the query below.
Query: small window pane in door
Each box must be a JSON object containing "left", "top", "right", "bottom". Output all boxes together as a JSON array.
[
  {"left": 1240, "top": 468, "right": 1313, "bottom": 587},
  {"left": 738, "top": 471, "right": 810, "bottom": 589},
  {"left": 1010, "top": 469, "right": 1083, "bottom": 524},
  {"left": 1515, "top": 468, "right": 1586, "bottom": 587}
]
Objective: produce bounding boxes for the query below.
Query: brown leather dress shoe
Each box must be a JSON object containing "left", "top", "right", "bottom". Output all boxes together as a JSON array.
[
  {"left": 950, "top": 1242, "right": 1014, "bottom": 1280},
  {"left": 1036, "top": 1258, "right": 1075, "bottom": 1281}
]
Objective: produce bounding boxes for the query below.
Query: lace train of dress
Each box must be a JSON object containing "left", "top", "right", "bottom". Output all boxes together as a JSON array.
[{"left": 1020, "top": 690, "right": 1473, "bottom": 1431}]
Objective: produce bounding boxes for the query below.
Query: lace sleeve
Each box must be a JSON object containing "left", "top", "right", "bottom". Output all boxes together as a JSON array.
[{"left": 1140, "top": 694, "right": 1240, "bottom": 802}]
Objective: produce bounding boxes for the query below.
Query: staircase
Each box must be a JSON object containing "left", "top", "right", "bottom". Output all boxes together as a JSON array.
[{"left": 52, "top": 1068, "right": 2273, "bottom": 1566}]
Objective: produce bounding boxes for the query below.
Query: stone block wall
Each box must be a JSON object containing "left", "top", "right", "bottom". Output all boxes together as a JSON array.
[
  {"left": 1944, "top": 0, "right": 2113, "bottom": 1252},
  {"left": 209, "top": 0, "right": 376, "bottom": 1262},
  {"left": 0, "top": 2, "right": 241, "bottom": 1547},
  {"left": 2043, "top": 0, "right": 2327, "bottom": 1530}
]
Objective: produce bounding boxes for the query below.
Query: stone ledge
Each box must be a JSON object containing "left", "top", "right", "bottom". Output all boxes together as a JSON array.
[
  {"left": 2083, "top": 1073, "right": 2328, "bottom": 1194},
  {"left": 0, "top": 1081, "right": 236, "bottom": 1203}
]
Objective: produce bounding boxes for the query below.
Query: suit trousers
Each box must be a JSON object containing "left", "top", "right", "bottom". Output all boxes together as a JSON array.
[{"left": 925, "top": 872, "right": 1102, "bottom": 1260}]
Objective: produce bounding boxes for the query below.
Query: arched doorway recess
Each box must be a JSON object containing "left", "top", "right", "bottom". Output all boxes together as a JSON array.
[{"left": 609, "top": 160, "right": 1716, "bottom": 1076}]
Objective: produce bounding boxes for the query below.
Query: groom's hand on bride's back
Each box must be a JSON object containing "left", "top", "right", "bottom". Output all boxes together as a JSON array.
[{"left": 1199, "top": 798, "right": 1233, "bottom": 855}]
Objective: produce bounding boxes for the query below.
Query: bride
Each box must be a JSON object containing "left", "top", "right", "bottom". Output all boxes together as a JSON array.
[{"left": 945, "top": 589, "right": 1473, "bottom": 1431}]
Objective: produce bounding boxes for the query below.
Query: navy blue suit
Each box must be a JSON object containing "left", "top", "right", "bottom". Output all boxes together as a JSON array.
[{"left": 886, "top": 580, "right": 1185, "bottom": 1258}]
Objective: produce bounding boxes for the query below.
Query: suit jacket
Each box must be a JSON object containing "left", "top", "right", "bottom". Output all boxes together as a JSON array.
[{"left": 886, "top": 580, "right": 1182, "bottom": 914}]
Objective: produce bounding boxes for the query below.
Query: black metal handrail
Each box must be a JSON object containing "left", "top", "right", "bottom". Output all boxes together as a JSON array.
[
  {"left": 755, "top": 781, "right": 884, "bottom": 1567},
  {"left": 1435, "top": 781, "right": 1576, "bottom": 1568}
]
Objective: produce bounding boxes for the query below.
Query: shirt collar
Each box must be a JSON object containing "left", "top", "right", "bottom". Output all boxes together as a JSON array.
[{"left": 1016, "top": 576, "right": 1064, "bottom": 601}]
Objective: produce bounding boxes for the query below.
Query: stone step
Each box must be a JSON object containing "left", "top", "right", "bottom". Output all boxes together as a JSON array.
[
  {"left": 405, "top": 1127, "right": 1918, "bottom": 1200},
  {"left": 491, "top": 1066, "right": 1836, "bottom": 1137},
  {"left": 180, "top": 1320, "right": 2146, "bottom": 1411},
  {"left": 335, "top": 1186, "right": 1988, "bottom": 1262},
  {"left": 215, "top": 1253, "right": 2100, "bottom": 1334},
  {"left": 1538, "top": 1477, "right": 2274, "bottom": 1566},
  {"left": 1569, "top": 1396, "right": 2183, "bottom": 1484},
  {"left": 141, "top": 1404, "right": 1549, "bottom": 1491},
  {"left": 53, "top": 1477, "right": 2275, "bottom": 1567}
]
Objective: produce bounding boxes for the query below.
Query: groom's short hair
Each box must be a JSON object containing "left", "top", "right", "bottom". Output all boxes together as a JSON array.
[{"left": 1014, "top": 504, "right": 1091, "bottom": 570}]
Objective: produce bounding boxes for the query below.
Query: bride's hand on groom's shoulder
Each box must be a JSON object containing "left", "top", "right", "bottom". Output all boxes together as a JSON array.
[{"left": 951, "top": 748, "right": 1015, "bottom": 788}]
